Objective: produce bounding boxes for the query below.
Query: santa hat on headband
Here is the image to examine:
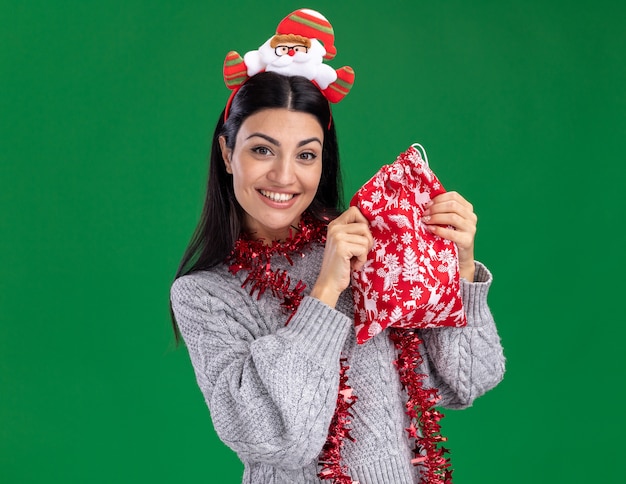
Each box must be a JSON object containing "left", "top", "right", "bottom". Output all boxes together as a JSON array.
[{"left": 275, "top": 8, "right": 337, "bottom": 60}]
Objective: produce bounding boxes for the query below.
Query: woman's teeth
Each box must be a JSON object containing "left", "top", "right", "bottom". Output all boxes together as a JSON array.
[{"left": 260, "top": 190, "right": 295, "bottom": 202}]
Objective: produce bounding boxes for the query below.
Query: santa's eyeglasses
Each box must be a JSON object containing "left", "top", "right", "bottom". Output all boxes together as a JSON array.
[{"left": 274, "top": 45, "right": 308, "bottom": 56}]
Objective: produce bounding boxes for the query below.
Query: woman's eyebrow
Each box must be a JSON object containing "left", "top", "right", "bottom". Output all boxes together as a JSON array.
[
  {"left": 297, "top": 137, "right": 322, "bottom": 147},
  {"left": 246, "top": 133, "right": 322, "bottom": 148},
  {"left": 246, "top": 133, "right": 280, "bottom": 145}
]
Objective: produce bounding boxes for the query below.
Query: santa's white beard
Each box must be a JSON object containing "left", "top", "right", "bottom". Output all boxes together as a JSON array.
[
  {"left": 265, "top": 53, "right": 299, "bottom": 68},
  {"left": 266, "top": 55, "right": 321, "bottom": 79},
  {"left": 257, "top": 40, "right": 331, "bottom": 85}
]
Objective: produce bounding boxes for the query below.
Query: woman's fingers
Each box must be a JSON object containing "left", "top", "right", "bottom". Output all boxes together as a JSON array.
[
  {"left": 422, "top": 192, "right": 477, "bottom": 248},
  {"left": 422, "top": 191, "right": 477, "bottom": 280},
  {"left": 311, "top": 206, "right": 373, "bottom": 307},
  {"left": 327, "top": 206, "right": 374, "bottom": 256}
]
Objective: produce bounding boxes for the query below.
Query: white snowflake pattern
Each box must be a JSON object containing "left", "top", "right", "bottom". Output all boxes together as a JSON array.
[
  {"left": 418, "top": 239, "right": 428, "bottom": 252},
  {"left": 401, "top": 232, "right": 413, "bottom": 245},
  {"left": 383, "top": 253, "right": 400, "bottom": 270},
  {"left": 391, "top": 233, "right": 398, "bottom": 243},
  {"left": 378, "top": 309, "right": 388, "bottom": 322},
  {"left": 372, "top": 190, "right": 382, "bottom": 204},
  {"left": 382, "top": 293, "right": 391, "bottom": 302},
  {"left": 400, "top": 198, "right": 412, "bottom": 211},
  {"left": 437, "top": 248, "right": 455, "bottom": 265},
  {"left": 410, "top": 286, "right": 423, "bottom": 300}
]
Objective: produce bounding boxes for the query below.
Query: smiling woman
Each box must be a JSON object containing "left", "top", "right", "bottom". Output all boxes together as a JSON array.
[
  {"left": 218, "top": 108, "right": 324, "bottom": 241},
  {"left": 169, "top": 8, "right": 504, "bottom": 484},
  {"left": 171, "top": 72, "right": 342, "bottom": 282}
]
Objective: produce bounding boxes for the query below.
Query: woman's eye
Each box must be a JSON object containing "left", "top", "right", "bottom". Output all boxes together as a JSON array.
[
  {"left": 298, "top": 152, "right": 317, "bottom": 162},
  {"left": 252, "top": 146, "right": 272, "bottom": 156}
]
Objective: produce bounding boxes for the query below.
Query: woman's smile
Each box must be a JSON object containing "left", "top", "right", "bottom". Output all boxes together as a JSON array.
[{"left": 259, "top": 189, "right": 297, "bottom": 203}]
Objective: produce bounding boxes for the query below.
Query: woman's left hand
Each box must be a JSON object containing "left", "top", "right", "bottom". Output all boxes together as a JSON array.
[{"left": 422, "top": 191, "right": 477, "bottom": 281}]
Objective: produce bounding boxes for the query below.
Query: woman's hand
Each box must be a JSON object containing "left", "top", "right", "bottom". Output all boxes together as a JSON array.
[
  {"left": 422, "top": 191, "right": 477, "bottom": 282},
  {"left": 310, "top": 206, "right": 374, "bottom": 308}
]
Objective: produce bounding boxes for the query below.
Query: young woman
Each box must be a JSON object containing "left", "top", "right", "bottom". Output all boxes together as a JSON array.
[{"left": 170, "top": 70, "right": 505, "bottom": 483}]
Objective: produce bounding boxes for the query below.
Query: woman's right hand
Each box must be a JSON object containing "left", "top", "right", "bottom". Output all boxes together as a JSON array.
[{"left": 310, "top": 206, "right": 373, "bottom": 308}]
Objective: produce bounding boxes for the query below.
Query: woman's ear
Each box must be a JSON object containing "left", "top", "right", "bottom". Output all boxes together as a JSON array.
[{"left": 218, "top": 136, "right": 233, "bottom": 174}]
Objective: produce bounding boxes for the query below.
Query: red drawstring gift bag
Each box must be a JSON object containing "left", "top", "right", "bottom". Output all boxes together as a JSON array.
[{"left": 350, "top": 144, "right": 467, "bottom": 344}]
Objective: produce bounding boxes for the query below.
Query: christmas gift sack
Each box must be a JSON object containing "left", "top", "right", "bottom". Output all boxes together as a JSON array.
[{"left": 350, "top": 144, "right": 467, "bottom": 344}]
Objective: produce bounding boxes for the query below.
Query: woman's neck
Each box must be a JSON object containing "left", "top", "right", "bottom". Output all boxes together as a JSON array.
[{"left": 242, "top": 218, "right": 303, "bottom": 245}]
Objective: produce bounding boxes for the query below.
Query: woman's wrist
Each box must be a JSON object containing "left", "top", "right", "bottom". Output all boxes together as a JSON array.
[
  {"left": 309, "top": 283, "right": 340, "bottom": 308},
  {"left": 459, "top": 260, "right": 476, "bottom": 282}
]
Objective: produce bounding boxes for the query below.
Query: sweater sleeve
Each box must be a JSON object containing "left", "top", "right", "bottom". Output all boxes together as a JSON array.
[
  {"left": 418, "top": 261, "right": 506, "bottom": 409},
  {"left": 171, "top": 274, "right": 352, "bottom": 469}
]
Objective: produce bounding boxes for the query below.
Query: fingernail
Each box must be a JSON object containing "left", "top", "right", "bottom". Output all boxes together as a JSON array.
[
  {"left": 425, "top": 200, "right": 433, "bottom": 207},
  {"left": 422, "top": 215, "right": 431, "bottom": 223}
]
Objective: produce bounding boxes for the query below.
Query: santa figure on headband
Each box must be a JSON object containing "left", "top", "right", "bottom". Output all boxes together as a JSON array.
[{"left": 224, "top": 9, "right": 354, "bottom": 103}]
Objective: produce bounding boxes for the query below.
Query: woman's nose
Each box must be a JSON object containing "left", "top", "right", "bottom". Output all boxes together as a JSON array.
[{"left": 267, "top": 158, "right": 295, "bottom": 184}]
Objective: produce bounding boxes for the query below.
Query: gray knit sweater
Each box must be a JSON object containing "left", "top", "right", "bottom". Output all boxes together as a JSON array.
[{"left": 171, "top": 240, "right": 505, "bottom": 483}]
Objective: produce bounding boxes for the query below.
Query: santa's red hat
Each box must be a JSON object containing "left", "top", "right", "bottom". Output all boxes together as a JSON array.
[{"left": 275, "top": 8, "right": 337, "bottom": 60}]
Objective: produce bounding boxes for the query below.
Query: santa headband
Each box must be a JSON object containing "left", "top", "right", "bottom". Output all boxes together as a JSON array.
[{"left": 222, "top": 8, "right": 355, "bottom": 122}]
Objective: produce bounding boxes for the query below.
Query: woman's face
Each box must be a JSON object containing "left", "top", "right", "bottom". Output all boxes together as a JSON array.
[{"left": 219, "top": 108, "right": 324, "bottom": 242}]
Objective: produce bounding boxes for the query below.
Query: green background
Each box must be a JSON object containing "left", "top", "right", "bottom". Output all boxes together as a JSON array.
[{"left": 2, "top": 0, "right": 624, "bottom": 482}]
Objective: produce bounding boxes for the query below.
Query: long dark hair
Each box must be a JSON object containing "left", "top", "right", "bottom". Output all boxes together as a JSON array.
[{"left": 171, "top": 72, "right": 344, "bottom": 340}]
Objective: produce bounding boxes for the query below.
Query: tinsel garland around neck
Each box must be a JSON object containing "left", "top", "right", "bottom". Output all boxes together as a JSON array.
[
  {"left": 225, "top": 212, "right": 455, "bottom": 484},
  {"left": 226, "top": 213, "right": 328, "bottom": 316}
]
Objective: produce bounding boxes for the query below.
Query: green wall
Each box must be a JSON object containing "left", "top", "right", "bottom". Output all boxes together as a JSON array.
[{"left": 2, "top": 0, "right": 625, "bottom": 482}]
